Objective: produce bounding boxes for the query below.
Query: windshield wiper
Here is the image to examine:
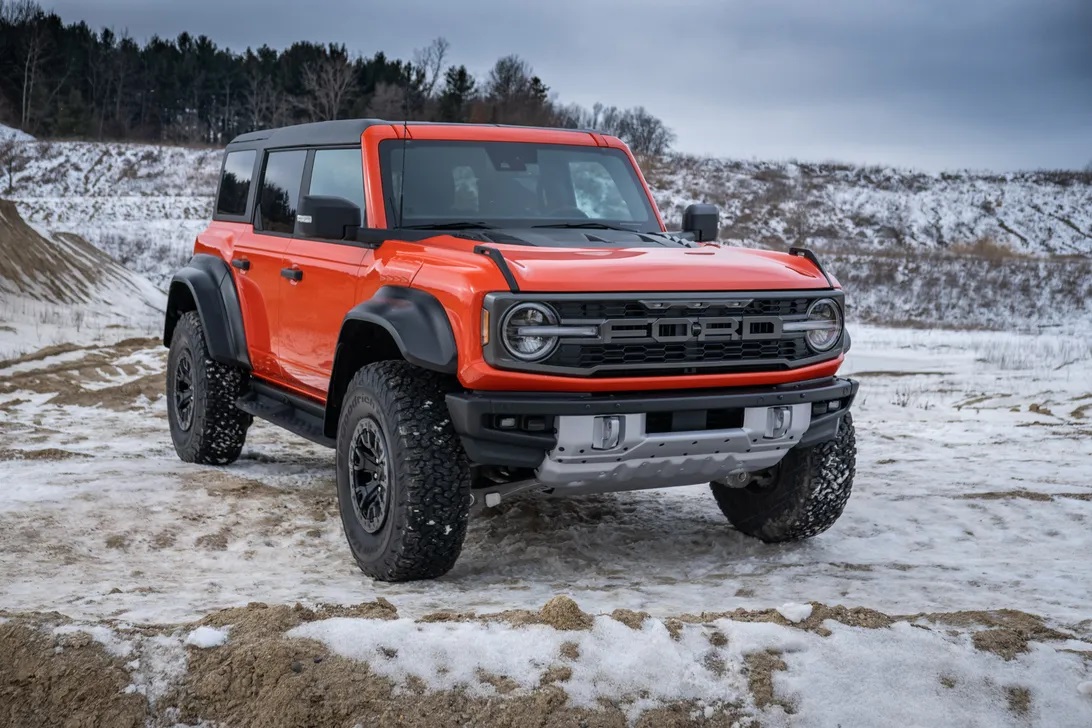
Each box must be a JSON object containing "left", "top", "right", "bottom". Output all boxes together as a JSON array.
[
  {"left": 400, "top": 221, "right": 497, "bottom": 230},
  {"left": 531, "top": 221, "right": 637, "bottom": 231}
]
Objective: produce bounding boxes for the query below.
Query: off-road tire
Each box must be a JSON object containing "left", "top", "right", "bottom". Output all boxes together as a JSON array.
[
  {"left": 335, "top": 360, "right": 471, "bottom": 581},
  {"left": 711, "top": 414, "right": 856, "bottom": 542},
  {"left": 166, "top": 311, "right": 251, "bottom": 464}
]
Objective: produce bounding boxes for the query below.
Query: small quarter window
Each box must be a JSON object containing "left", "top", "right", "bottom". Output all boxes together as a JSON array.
[
  {"left": 215, "top": 150, "right": 256, "bottom": 217},
  {"left": 258, "top": 150, "right": 307, "bottom": 234},
  {"left": 308, "top": 148, "right": 366, "bottom": 217}
]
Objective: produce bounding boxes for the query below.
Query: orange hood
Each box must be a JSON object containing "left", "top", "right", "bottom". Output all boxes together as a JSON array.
[{"left": 489, "top": 245, "right": 832, "bottom": 292}]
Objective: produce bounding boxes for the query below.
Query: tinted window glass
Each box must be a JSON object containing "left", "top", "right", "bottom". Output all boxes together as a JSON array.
[
  {"left": 258, "top": 150, "right": 306, "bottom": 234},
  {"left": 379, "top": 141, "right": 656, "bottom": 231},
  {"left": 215, "top": 150, "right": 256, "bottom": 217},
  {"left": 308, "top": 148, "right": 366, "bottom": 216}
]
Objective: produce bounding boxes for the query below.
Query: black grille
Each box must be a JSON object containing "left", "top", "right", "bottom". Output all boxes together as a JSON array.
[{"left": 549, "top": 338, "right": 808, "bottom": 372}]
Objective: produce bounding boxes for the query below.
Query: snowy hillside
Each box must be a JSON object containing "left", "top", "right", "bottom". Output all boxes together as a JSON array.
[
  {"left": 3, "top": 132, "right": 219, "bottom": 285},
  {"left": 647, "top": 156, "right": 1092, "bottom": 256}
]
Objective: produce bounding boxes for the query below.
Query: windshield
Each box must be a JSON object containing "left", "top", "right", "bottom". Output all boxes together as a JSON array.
[{"left": 379, "top": 140, "right": 661, "bottom": 233}]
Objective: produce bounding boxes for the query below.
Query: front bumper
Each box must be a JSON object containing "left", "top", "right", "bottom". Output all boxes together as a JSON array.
[{"left": 446, "top": 377, "right": 858, "bottom": 492}]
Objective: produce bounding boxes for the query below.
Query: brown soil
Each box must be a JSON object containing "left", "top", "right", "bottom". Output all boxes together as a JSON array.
[
  {"left": 0, "top": 447, "right": 91, "bottom": 461},
  {"left": 0, "top": 338, "right": 163, "bottom": 412},
  {"left": 960, "top": 490, "right": 1054, "bottom": 502},
  {"left": 423, "top": 596, "right": 596, "bottom": 632},
  {"left": 744, "top": 650, "right": 790, "bottom": 712},
  {"left": 610, "top": 608, "right": 650, "bottom": 630},
  {"left": 679, "top": 602, "right": 894, "bottom": 636},
  {"left": 913, "top": 609, "right": 1071, "bottom": 660},
  {"left": 0, "top": 619, "right": 148, "bottom": 728},
  {"left": 1005, "top": 686, "right": 1031, "bottom": 716}
]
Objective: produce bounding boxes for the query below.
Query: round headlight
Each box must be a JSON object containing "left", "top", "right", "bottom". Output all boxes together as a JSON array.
[
  {"left": 501, "top": 303, "right": 560, "bottom": 361},
  {"left": 804, "top": 298, "right": 843, "bottom": 352}
]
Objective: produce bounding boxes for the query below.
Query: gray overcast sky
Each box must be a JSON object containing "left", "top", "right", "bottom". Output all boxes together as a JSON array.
[{"left": 46, "top": 0, "right": 1092, "bottom": 171}]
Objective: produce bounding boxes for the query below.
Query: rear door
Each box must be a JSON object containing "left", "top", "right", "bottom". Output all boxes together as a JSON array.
[
  {"left": 277, "top": 147, "right": 374, "bottom": 398},
  {"left": 231, "top": 148, "right": 308, "bottom": 382}
]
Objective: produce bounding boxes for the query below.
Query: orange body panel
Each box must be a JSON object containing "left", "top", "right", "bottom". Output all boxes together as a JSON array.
[{"left": 196, "top": 124, "right": 844, "bottom": 404}]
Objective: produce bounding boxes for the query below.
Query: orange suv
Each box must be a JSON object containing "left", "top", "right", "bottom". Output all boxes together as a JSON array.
[{"left": 164, "top": 120, "right": 858, "bottom": 581}]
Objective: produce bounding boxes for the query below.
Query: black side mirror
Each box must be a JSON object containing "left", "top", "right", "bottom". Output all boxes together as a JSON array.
[
  {"left": 682, "top": 203, "right": 719, "bottom": 242},
  {"left": 297, "top": 195, "right": 361, "bottom": 240}
]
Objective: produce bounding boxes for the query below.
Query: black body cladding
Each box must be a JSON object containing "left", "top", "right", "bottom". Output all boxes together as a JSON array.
[{"left": 164, "top": 254, "right": 250, "bottom": 369}]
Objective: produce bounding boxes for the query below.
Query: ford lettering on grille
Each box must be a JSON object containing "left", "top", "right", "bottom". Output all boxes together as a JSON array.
[{"left": 600, "top": 316, "right": 783, "bottom": 344}]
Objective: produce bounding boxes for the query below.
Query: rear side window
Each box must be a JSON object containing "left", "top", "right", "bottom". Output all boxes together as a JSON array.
[
  {"left": 215, "top": 150, "right": 256, "bottom": 217},
  {"left": 308, "top": 148, "right": 366, "bottom": 216},
  {"left": 257, "top": 150, "right": 307, "bottom": 234}
]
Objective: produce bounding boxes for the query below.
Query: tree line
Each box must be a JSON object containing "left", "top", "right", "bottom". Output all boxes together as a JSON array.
[{"left": 0, "top": 1, "right": 675, "bottom": 156}]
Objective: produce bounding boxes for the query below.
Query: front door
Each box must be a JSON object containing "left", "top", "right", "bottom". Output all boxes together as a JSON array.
[
  {"left": 278, "top": 147, "right": 375, "bottom": 398},
  {"left": 233, "top": 148, "right": 307, "bottom": 383}
]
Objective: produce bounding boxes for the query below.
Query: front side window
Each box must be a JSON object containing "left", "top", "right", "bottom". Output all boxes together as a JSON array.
[
  {"left": 379, "top": 141, "right": 658, "bottom": 233},
  {"left": 215, "top": 150, "right": 256, "bottom": 217},
  {"left": 308, "top": 148, "right": 366, "bottom": 216},
  {"left": 257, "top": 150, "right": 306, "bottom": 234}
]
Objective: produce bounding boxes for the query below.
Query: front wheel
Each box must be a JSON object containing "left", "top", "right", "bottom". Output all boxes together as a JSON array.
[
  {"left": 335, "top": 361, "right": 471, "bottom": 581},
  {"left": 711, "top": 413, "right": 856, "bottom": 542},
  {"left": 166, "top": 311, "right": 251, "bottom": 464}
]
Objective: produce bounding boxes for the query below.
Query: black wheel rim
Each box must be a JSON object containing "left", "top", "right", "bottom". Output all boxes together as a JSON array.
[
  {"left": 349, "top": 417, "right": 391, "bottom": 534},
  {"left": 173, "top": 350, "right": 195, "bottom": 431}
]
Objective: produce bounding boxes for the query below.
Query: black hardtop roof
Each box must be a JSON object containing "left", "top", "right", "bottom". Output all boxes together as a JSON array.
[{"left": 226, "top": 119, "right": 597, "bottom": 149}]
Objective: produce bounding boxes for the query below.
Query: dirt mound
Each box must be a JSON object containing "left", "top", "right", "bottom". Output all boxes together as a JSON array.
[
  {"left": 0, "top": 606, "right": 745, "bottom": 728},
  {"left": 0, "top": 620, "right": 147, "bottom": 728}
]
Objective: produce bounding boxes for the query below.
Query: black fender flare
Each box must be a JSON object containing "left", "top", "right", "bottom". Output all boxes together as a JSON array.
[
  {"left": 324, "top": 286, "right": 457, "bottom": 436},
  {"left": 163, "top": 253, "right": 250, "bottom": 369}
]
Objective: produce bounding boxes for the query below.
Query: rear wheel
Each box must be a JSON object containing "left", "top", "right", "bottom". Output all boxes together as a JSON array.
[
  {"left": 166, "top": 311, "right": 251, "bottom": 464},
  {"left": 335, "top": 361, "right": 471, "bottom": 581},
  {"left": 711, "top": 414, "right": 856, "bottom": 542}
]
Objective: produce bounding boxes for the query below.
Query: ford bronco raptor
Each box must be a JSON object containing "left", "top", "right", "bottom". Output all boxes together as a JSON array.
[{"left": 164, "top": 119, "right": 858, "bottom": 581}]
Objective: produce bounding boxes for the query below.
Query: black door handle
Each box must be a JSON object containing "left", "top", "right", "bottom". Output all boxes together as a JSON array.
[
  {"left": 231, "top": 258, "right": 250, "bottom": 270},
  {"left": 280, "top": 267, "right": 303, "bottom": 282}
]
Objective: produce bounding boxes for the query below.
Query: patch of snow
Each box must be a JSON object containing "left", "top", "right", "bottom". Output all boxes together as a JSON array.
[
  {"left": 776, "top": 603, "right": 813, "bottom": 623},
  {"left": 184, "top": 626, "right": 228, "bottom": 648},
  {"left": 290, "top": 616, "right": 752, "bottom": 715},
  {"left": 772, "top": 621, "right": 1092, "bottom": 727},
  {"left": 125, "top": 634, "right": 188, "bottom": 705},
  {"left": 1078, "top": 681, "right": 1092, "bottom": 697},
  {"left": 53, "top": 624, "right": 133, "bottom": 658},
  {"left": 0, "top": 123, "right": 33, "bottom": 142}
]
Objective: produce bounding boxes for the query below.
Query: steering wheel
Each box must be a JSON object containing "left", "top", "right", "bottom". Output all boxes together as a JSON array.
[{"left": 545, "top": 206, "right": 589, "bottom": 219}]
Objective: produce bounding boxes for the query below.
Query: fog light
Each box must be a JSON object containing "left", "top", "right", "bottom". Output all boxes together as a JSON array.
[
  {"left": 523, "top": 416, "right": 548, "bottom": 432},
  {"left": 592, "top": 415, "right": 623, "bottom": 450},
  {"left": 765, "top": 406, "right": 792, "bottom": 439},
  {"left": 495, "top": 415, "right": 518, "bottom": 430}
]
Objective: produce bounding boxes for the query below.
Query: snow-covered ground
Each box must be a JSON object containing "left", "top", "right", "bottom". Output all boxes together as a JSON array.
[{"left": 1, "top": 325, "right": 1089, "bottom": 725}]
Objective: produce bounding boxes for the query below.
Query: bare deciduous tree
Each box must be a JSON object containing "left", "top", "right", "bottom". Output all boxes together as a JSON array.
[
  {"left": 299, "top": 51, "right": 355, "bottom": 121},
  {"left": 366, "top": 83, "right": 405, "bottom": 119},
  {"left": 413, "top": 37, "right": 449, "bottom": 99}
]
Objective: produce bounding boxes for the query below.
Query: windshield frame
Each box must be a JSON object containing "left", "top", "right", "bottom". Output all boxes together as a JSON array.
[{"left": 377, "top": 139, "right": 663, "bottom": 234}]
